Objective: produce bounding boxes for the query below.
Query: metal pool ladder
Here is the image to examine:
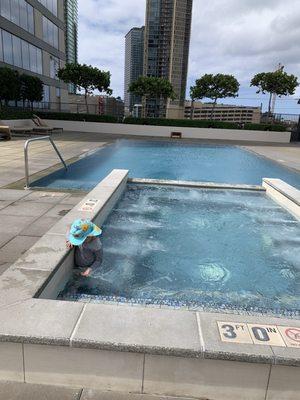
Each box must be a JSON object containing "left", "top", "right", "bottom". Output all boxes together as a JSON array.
[{"left": 24, "top": 136, "right": 68, "bottom": 189}]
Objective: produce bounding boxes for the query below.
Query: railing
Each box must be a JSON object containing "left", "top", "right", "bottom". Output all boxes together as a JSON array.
[
  {"left": 272, "top": 113, "right": 300, "bottom": 126},
  {"left": 24, "top": 136, "right": 67, "bottom": 189},
  {"left": 4, "top": 101, "right": 125, "bottom": 118}
]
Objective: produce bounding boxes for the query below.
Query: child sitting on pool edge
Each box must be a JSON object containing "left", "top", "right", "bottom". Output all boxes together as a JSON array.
[{"left": 66, "top": 219, "right": 103, "bottom": 277}]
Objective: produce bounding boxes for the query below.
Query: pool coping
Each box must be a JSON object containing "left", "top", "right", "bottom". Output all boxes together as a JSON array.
[
  {"left": 129, "top": 178, "right": 265, "bottom": 191},
  {"left": 263, "top": 178, "right": 300, "bottom": 220},
  {"left": 0, "top": 170, "right": 299, "bottom": 370}
]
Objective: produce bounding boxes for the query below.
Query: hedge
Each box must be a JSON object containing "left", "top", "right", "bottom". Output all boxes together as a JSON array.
[
  {"left": 35, "top": 111, "right": 118, "bottom": 123},
  {"left": 243, "top": 123, "right": 286, "bottom": 132},
  {"left": 124, "top": 117, "right": 287, "bottom": 132},
  {"left": 0, "top": 108, "right": 118, "bottom": 123},
  {"left": 0, "top": 109, "right": 33, "bottom": 120},
  {"left": 124, "top": 117, "right": 238, "bottom": 130}
]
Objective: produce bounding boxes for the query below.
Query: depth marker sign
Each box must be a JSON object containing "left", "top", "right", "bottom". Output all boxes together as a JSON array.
[
  {"left": 217, "top": 321, "right": 300, "bottom": 348},
  {"left": 248, "top": 324, "right": 285, "bottom": 347},
  {"left": 277, "top": 326, "right": 300, "bottom": 348},
  {"left": 217, "top": 322, "right": 252, "bottom": 344},
  {"left": 79, "top": 199, "right": 100, "bottom": 212}
]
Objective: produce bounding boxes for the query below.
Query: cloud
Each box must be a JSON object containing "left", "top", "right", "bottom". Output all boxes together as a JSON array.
[
  {"left": 78, "top": 0, "right": 146, "bottom": 99},
  {"left": 78, "top": 0, "right": 300, "bottom": 112}
]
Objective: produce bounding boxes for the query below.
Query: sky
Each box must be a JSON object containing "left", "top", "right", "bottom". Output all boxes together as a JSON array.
[{"left": 78, "top": 0, "right": 300, "bottom": 114}]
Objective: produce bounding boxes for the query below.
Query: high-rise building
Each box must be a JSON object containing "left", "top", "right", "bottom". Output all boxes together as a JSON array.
[
  {"left": 65, "top": 0, "right": 78, "bottom": 93},
  {"left": 0, "top": 0, "right": 69, "bottom": 110},
  {"left": 124, "top": 27, "right": 145, "bottom": 116},
  {"left": 143, "top": 0, "right": 193, "bottom": 119}
]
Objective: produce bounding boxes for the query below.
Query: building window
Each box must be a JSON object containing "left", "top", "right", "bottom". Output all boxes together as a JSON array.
[
  {"left": 2, "top": 30, "right": 13, "bottom": 65},
  {"left": 0, "top": 0, "right": 34, "bottom": 34},
  {"left": 50, "top": 55, "right": 59, "bottom": 79},
  {"left": 38, "top": 0, "right": 57, "bottom": 16},
  {"left": 42, "top": 84, "right": 50, "bottom": 108},
  {"left": 55, "top": 87, "right": 60, "bottom": 98},
  {"left": 0, "top": 29, "right": 43, "bottom": 75},
  {"left": 43, "top": 16, "right": 59, "bottom": 49},
  {"left": 0, "top": 0, "right": 11, "bottom": 21},
  {"left": 29, "top": 44, "right": 37, "bottom": 73},
  {"left": 21, "top": 41, "right": 30, "bottom": 70},
  {"left": 27, "top": 3, "right": 34, "bottom": 33},
  {"left": 12, "top": 35, "right": 22, "bottom": 68},
  {"left": 0, "top": 28, "right": 2, "bottom": 62}
]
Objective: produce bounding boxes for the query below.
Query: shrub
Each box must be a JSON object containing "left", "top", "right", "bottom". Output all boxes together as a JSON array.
[
  {"left": 124, "top": 117, "right": 287, "bottom": 132},
  {"left": 0, "top": 108, "right": 117, "bottom": 123},
  {"left": 124, "top": 117, "right": 239, "bottom": 129},
  {"left": 35, "top": 112, "right": 118, "bottom": 123},
  {"left": 244, "top": 123, "right": 286, "bottom": 132},
  {"left": 0, "top": 108, "right": 33, "bottom": 120}
]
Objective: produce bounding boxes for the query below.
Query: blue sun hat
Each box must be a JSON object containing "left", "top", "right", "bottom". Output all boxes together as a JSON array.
[{"left": 69, "top": 219, "right": 102, "bottom": 246}]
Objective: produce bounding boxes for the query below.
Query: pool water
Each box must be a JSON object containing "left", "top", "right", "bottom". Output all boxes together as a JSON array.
[
  {"left": 33, "top": 140, "right": 300, "bottom": 190},
  {"left": 60, "top": 184, "right": 300, "bottom": 316}
]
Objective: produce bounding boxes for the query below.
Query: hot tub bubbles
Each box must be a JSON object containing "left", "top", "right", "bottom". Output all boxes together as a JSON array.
[{"left": 197, "top": 263, "right": 230, "bottom": 284}]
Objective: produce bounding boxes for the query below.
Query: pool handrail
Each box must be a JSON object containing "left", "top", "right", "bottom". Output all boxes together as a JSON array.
[{"left": 24, "top": 135, "right": 67, "bottom": 189}]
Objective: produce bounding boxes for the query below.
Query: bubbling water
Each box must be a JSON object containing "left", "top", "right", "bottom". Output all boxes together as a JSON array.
[
  {"left": 59, "top": 184, "right": 300, "bottom": 315},
  {"left": 198, "top": 263, "right": 230, "bottom": 283}
]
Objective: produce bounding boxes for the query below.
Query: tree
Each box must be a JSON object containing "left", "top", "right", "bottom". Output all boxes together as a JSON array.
[
  {"left": 57, "top": 63, "right": 112, "bottom": 113},
  {"left": 129, "top": 76, "right": 176, "bottom": 118},
  {"left": 0, "top": 67, "right": 21, "bottom": 108},
  {"left": 250, "top": 69, "right": 298, "bottom": 118},
  {"left": 189, "top": 85, "right": 198, "bottom": 120},
  {"left": 20, "top": 74, "right": 44, "bottom": 110},
  {"left": 190, "top": 74, "right": 240, "bottom": 120}
]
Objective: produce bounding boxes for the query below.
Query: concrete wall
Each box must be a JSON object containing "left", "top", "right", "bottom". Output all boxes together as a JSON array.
[
  {"left": 42, "top": 119, "right": 291, "bottom": 143},
  {"left": 263, "top": 178, "right": 300, "bottom": 220}
]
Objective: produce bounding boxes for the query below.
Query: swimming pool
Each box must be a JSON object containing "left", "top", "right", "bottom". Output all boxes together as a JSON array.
[
  {"left": 33, "top": 140, "right": 300, "bottom": 190},
  {"left": 60, "top": 184, "right": 300, "bottom": 316}
]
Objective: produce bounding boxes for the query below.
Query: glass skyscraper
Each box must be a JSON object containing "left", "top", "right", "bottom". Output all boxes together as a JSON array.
[
  {"left": 64, "top": 0, "right": 78, "bottom": 93},
  {"left": 0, "top": 0, "right": 69, "bottom": 109},
  {"left": 143, "top": 0, "right": 193, "bottom": 118},
  {"left": 124, "top": 27, "right": 145, "bottom": 116},
  {"left": 65, "top": 0, "right": 78, "bottom": 65}
]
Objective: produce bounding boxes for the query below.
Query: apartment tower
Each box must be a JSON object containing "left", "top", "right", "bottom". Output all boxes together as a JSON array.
[
  {"left": 143, "top": 0, "right": 193, "bottom": 118},
  {"left": 65, "top": 0, "right": 78, "bottom": 93},
  {"left": 124, "top": 26, "right": 145, "bottom": 116},
  {"left": 0, "top": 0, "right": 69, "bottom": 109}
]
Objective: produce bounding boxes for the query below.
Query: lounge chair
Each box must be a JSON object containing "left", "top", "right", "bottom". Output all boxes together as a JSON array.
[
  {"left": 0, "top": 120, "right": 32, "bottom": 136},
  {"left": 6, "top": 119, "right": 51, "bottom": 135},
  {"left": 32, "top": 115, "right": 63, "bottom": 134},
  {"left": 0, "top": 119, "right": 31, "bottom": 135},
  {"left": 0, "top": 124, "right": 11, "bottom": 140}
]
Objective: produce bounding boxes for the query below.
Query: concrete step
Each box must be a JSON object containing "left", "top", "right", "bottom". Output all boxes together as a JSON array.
[{"left": 0, "top": 381, "right": 208, "bottom": 400}]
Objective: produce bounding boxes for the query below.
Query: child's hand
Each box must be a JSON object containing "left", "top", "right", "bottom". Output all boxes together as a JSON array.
[
  {"left": 66, "top": 240, "right": 73, "bottom": 249},
  {"left": 81, "top": 267, "right": 92, "bottom": 277}
]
